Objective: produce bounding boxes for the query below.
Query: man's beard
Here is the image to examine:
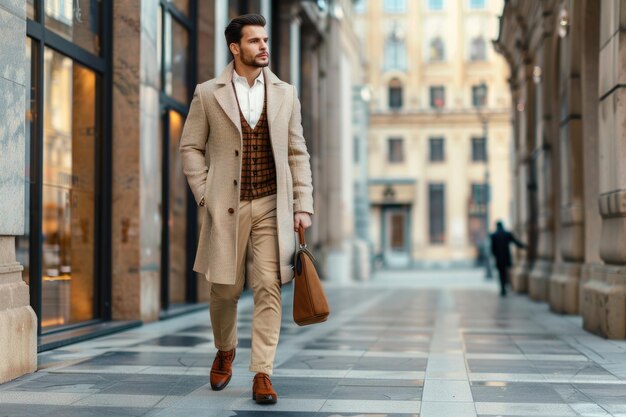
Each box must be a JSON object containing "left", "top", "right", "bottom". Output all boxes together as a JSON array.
[{"left": 241, "top": 50, "right": 269, "bottom": 67}]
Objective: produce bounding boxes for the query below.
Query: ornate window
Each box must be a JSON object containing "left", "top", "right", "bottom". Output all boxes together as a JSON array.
[
  {"left": 428, "top": 0, "right": 444, "bottom": 10},
  {"left": 429, "top": 184, "right": 446, "bottom": 243},
  {"left": 470, "top": 36, "right": 487, "bottom": 61},
  {"left": 430, "top": 86, "right": 445, "bottom": 109},
  {"left": 471, "top": 137, "right": 487, "bottom": 162},
  {"left": 388, "top": 78, "right": 403, "bottom": 109},
  {"left": 430, "top": 37, "right": 445, "bottom": 61},
  {"left": 388, "top": 138, "right": 404, "bottom": 163},
  {"left": 384, "top": 0, "right": 406, "bottom": 13},
  {"left": 429, "top": 138, "right": 445, "bottom": 162},
  {"left": 384, "top": 27, "right": 407, "bottom": 71}
]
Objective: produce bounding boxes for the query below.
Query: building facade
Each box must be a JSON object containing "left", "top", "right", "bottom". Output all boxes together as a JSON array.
[
  {"left": 0, "top": 0, "right": 363, "bottom": 384},
  {"left": 353, "top": 0, "right": 513, "bottom": 268},
  {"left": 495, "top": 0, "right": 626, "bottom": 339}
]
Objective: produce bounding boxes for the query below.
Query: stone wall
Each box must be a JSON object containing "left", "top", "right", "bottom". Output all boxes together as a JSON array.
[
  {"left": 0, "top": 0, "right": 37, "bottom": 384},
  {"left": 496, "top": 0, "right": 626, "bottom": 338}
]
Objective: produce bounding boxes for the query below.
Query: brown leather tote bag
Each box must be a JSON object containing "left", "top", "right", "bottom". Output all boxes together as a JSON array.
[{"left": 293, "top": 225, "right": 330, "bottom": 326}]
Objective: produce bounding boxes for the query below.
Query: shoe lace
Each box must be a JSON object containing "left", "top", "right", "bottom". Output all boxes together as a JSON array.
[
  {"left": 216, "top": 350, "right": 233, "bottom": 369},
  {"left": 256, "top": 373, "right": 272, "bottom": 389}
]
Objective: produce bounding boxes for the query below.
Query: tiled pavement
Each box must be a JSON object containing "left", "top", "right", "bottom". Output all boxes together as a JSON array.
[{"left": 2, "top": 269, "right": 626, "bottom": 417}]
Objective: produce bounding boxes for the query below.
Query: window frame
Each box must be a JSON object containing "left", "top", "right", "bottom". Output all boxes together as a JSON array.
[
  {"left": 469, "top": 36, "right": 487, "bottom": 61},
  {"left": 428, "top": 183, "right": 446, "bottom": 244},
  {"left": 384, "top": 36, "right": 407, "bottom": 71},
  {"left": 387, "top": 137, "right": 405, "bottom": 164},
  {"left": 427, "top": 0, "right": 444, "bottom": 11},
  {"left": 388, "top": 79, "right": 403, "bottom": 110},
  {"left": 471, "top": 137, "right": 488, "bottom": 162},
  {"left": 429, "top": 85, "right": 446, "bottom": 109},
  {"left": 25, "top": 0, "right": 114, "bottom": 336},
  {"left": 430, "top": 37, "right": 445, "bottom": 62},
  {"left": 158, "top": 0, "right": 199, "bottom": 312},
  {"left": 384, "top": 0, "right": 406, "bottom": 13},
  {"left": 429, "top": 137, "right": 445, "bottom": 162},
  {"left": 472, "top": 84, "right": 488, "bottom": 107}
]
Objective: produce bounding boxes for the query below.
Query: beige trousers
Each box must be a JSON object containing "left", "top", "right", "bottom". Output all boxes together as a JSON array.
[{"left": 209, "top": 193, "right": 282, "bottom": 375}]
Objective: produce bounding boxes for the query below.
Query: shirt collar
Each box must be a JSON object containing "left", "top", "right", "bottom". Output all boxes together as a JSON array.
[{"left": 233, "top": 69, "right": 264, "bottom": 87}]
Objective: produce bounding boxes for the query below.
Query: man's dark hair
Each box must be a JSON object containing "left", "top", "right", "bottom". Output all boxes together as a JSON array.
[{"left": 224, "top": 14, "right": 266, "bottom": 52}]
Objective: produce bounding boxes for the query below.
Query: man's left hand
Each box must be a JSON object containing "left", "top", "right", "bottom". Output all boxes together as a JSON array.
[{"left": 294, "top": 212, "right": 312, "bottom": 232}]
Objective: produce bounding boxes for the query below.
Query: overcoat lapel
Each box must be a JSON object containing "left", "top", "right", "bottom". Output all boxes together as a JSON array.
[
  {"left": 264, "top": 67, "right": 287, "bottom": 132},
  {"left": 214, "top": 62, "right": 242, "bottom": 136},
  {"left": 212, "top": 62, "right": 286, "bottom": 138},
  {"left": 214, "top": 85, "right": 242, "bottom": 136}
]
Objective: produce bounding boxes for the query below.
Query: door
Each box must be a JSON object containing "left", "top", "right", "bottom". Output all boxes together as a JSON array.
[{"left": 383, "top": 206, "right": 411, "bottom": 268}]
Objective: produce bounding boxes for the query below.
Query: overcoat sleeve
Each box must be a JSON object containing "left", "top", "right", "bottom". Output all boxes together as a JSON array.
[
  {"left": 287, "top": 86, "right": 315, "bottom": 215},
  {"left": 179, "top": 85, "right": 210, "bottom": 205}
]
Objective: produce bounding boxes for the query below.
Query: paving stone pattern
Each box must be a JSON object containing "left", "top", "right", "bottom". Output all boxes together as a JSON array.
[{"left": 1, "top": 269, "right": 626, "bottom": 416}]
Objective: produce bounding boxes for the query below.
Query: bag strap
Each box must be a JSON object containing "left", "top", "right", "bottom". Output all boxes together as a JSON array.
[{"left": 298, "top": 225, "right": 306, "bottom": 248}]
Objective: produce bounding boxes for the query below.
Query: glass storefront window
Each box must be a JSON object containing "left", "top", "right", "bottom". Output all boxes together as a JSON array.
[
  {"left": 164, "top": 14, "right": 190, "bottom": 104},
  {"left": 41, "top": 47, "right": 99, "bottom": 328},
  {"left": 168, "top": 111, "right": 187, "bottom": 304},
  {"left": 157, "top": 6, "right": 163, "bottom": 91},
  {"left": 44, "top": 0, "right": 102, "bottom": 56}
]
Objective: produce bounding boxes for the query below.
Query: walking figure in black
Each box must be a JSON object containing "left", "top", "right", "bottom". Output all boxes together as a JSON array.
[{"left": 490, "top": 221, "right": 526, "bottom": 296}]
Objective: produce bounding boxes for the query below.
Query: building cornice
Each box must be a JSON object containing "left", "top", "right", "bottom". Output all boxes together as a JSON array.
[{"left": 370, "top": 110, "right": 511, "bottom": 126}]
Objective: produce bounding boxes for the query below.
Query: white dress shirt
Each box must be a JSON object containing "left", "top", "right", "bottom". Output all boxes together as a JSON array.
[{"left": 232, "top": 69, "right": 265, "bottom": 129}]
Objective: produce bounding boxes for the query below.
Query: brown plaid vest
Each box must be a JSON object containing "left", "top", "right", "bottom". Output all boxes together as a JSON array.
[{"left": 233, "top": 83, "right": 277, "bottom": 201}]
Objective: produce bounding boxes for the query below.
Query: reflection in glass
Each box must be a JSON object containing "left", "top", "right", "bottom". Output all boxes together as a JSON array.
[
  {"left": 41, "top": 47, "right": 98, "bottom": 328},
  {"left": 45, "top": 0, "right": 102, "bottom": 56},
  {"left": 157, "top": 5, "right": 163, "bottom": 91},
  {"left": 168, "top": 0, "right": 189, "bottom": 15},
  {"left": 168, "top": 111, "right": 188, "bottom": 304},
  {"left": 164, "top": 14, "right": 190, "bottom": 103},
  {"left": 27, "top": 0, "right": 37, "bottom": 20}
]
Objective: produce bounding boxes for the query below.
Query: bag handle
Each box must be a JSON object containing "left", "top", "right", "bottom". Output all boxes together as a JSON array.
[{"left": 298, "top": 224, "right": 307, "bottom": 248}]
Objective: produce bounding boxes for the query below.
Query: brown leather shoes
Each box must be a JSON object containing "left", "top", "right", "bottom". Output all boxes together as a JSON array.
[
  {"left": 252, "top": 372, "right": 278, "bottom": 404},
  {"left": 210, "top": 349, "right": 236, "bottom": 391}
]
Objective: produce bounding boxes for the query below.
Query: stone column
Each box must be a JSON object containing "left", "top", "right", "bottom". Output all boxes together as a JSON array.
[
  {"left": 0, "top": 0, "right": 37, "bottom": 383},
  {"left": 578, "top": 0, "right": 602, "bottom": 313},
  {"left": 581, "top": 0, "right": 626, "bottom": 339},
  {"left": 512, "top": 62, "right": 537, "bottom": 293},
  {"left": 321, "top": 14, "right": 354, "bottom": 283},
  {"left": 111, "top": 0, "right": 161, "bottom": 321},
  {"left": 529, "top": 10, "right": 559, "bottom": 301},
  {"left": 549, "top": 1, "right": 586, "bottom": 314}
]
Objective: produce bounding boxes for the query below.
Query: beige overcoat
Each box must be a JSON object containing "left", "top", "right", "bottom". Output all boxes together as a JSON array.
[{"left": 179, "top": 62, "right": 314, "bottom": 285}]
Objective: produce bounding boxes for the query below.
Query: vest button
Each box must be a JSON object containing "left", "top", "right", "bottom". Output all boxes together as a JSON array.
[
  {"left": 233, "top": 179, "right": 238, "bottom": 186},
  {"left": 235, "top": 150, "right": 239, "bottom": 156},
  {"left": 228, "top": 208, "right": 234, "bottom": 214}
]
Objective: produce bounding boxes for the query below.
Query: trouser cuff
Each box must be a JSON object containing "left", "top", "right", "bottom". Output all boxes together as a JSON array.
[
  {"left": 215, "top": 343, "right": 237, "bottom": 352},
  {"left": 249, "top": 365, "right": 273, "bottom": 375}
]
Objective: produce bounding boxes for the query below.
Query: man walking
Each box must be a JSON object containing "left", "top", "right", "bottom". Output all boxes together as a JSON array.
[
  {"left": 179, "top": 14, "right": 314, "bottom": 405},
  {"left": 490, "top": 221, "right": 525, "bottom": 296}
]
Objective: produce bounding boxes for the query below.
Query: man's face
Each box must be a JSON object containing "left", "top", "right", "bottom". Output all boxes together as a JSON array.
[{"left": 232, "top": 25, "right": 269, "bottom": 68}]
